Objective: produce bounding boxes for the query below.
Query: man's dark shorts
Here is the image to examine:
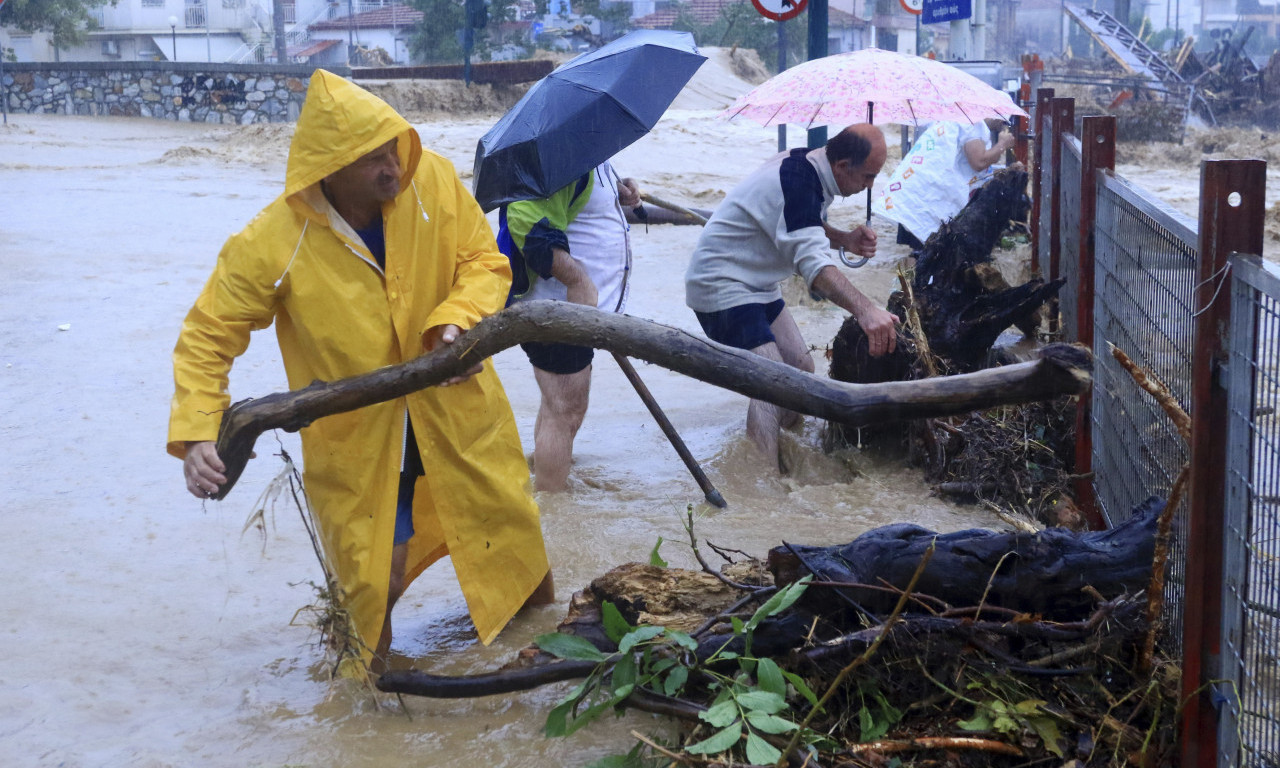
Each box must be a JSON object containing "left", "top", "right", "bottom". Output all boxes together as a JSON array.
[
  {"left": 394, "top": 471, "right": 416, "bottom": 545},
  {"left": 522, "top": 341, "right": 594, "bottom": 375},
  {"left": 694, "top": 298, "right": 786, "bottom": 351}
]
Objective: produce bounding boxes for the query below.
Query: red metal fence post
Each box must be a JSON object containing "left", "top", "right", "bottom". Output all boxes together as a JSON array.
[
  {"left": 1181, "top": 159, "right": 1267, "bottom": 768},
  {"left": 1029, "top": 88, "right": 1054, "bottom": 277},
  {"left": 1047, "top": 97, "right": 1073, "bottom": 335},
  {"left": 1074, "top": 115, "right": 1115, "bottom": 531}
]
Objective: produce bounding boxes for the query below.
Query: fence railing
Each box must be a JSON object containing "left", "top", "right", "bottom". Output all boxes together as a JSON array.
[{"left": 1032, "top": 96, "right": 1272, "bottom": 767}]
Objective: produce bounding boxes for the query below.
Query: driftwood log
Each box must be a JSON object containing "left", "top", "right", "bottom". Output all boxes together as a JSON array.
[
  {"left": 211, "top": 301, "right": 1093, "bottom": 499},
  {"left": 769, "top": 495, "right": 1163, "bottom": 621},
  {"left": 375, "top": 498, "right": 1161, "bottom": 699}
]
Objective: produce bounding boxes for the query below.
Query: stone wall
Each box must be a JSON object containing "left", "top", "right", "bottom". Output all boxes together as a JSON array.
[{"left": 0, "top": 62, "right": 350, "bottom": 124}]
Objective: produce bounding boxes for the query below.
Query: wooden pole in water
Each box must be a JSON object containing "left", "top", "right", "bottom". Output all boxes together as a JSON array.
[{"left": 612, "top": 352, "right": 727, "bottom": 508}]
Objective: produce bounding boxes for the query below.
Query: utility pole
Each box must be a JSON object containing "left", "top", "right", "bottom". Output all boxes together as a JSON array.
[
  {"left": 272, "top": 0, "right": 287, "bottom": 63},
  {"left": 950, "top": 18, "right": 969, "bottom": 58},
  {"left": 972, "top": 0, "right": 985, "bottom": 58},
  {"left": 807, "top": 0, "right": 828, "bottom": 148}
]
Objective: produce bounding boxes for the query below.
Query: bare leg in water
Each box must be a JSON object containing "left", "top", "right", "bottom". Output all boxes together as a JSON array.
[
  {"left": 372, "top": 550, "right": 554, "bottom": 673},
  {"left": 372, "top": 541, "right": 409, "bottom": 673},
  {"left": 746, "top": 307, "right": 814, "bottom": 472},
  {"left": 531, "top": 365, "right": 592, "bottom": 492}
]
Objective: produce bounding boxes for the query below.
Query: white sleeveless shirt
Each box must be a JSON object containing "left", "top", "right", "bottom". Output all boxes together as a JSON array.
[{"left": 523, "top": 161, "right": 632, "bottom": 313}]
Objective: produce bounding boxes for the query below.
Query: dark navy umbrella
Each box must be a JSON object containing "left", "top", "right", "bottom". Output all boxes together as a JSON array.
[{"left": 472, "top": 30, "right": 705, "bottom": 212}]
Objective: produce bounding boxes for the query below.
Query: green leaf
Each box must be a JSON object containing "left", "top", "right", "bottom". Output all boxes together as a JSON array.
[
  {"left": 663, "top": 665, "right": 689, "bottom": 697},
  {"left": 873, "top": 689, "right": 903, "bottom": 727},
  {"left": 734, "top": 690, "right": 786, "bottom": 714},
  {"left": 730, "top": 616, "right": 745, "bottom": 635},
  {"left": 618, "top": 625, "right": 665, "bottom": 654},
  {"left": 1027, "top": 715, "right": 1065, "bottom": 757},
  {"left": 745, "top": 732, "right": 782, "bottom": 765},
  {"left": 544, "top": 700, "right": 572, "bottom": 737},
  {"left": 782, "top": 671, "right": 819, "bottom": 707},
  {"left": 745, "top": 576, "right": 811, "bottom": 632},
  {"left": 650, "top": 657, "right": 677, "bottom": 675},
  {"left": 649, "top": 536, "right": 668, "bottom": 567},
  {"left": 745, "top": 710, "right": 798, "bottom": 735},
  {"left": 685, "top": 723, "right": 743, "bottom": 755},
  {"left": 700, "top": 698, "right": 740, "bottom": 728},
  {"left": 562, "top": 691, "right": 631, "bottom": 737},
  {"left": 755, "top": 657, "right": 786, "bottom": 698},
  {"left": 1014, "top": 699, "right": 1048, "bottom": 716},
  {"left": 585, "top": 743, "right": 646, "bottom": 768},
  {"left": 957, "top": 712, "right": 993, "bottom": 731},
  {"left": 535, "top": 633, "right": 606, "bottom": 662},
  {"left": 992, "top": 713, "right": 1018, "bottom": 734},
  {"left": 664, "top": 629, "right": 698, "bottom": 651},
  {"left": 860, "top": 706, "right": 891, "bottom": 741},
  {"left": 601, "top": 601, "right": 632, "bottom": 644},
  {"left": 611, "top": 653, "right": 637, "bottom": 691}
]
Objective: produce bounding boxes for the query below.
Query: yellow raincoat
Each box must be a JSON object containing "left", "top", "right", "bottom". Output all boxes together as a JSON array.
[{"left": 167, "top": 70, "right": 549, "bottom": 663}]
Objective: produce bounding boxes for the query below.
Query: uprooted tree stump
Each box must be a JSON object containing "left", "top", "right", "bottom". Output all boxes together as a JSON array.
[
  {"left": 211, "top": 301, "right": 1091, "bottom": 499},
  {"left": 832, "top": 165, "right": 1060, "bottom": 384},
  {"left": 828, "top": 167, "right": 1078, "bottom": 525},
  {"left": 377, "top": 497, "right": 1177, "bottom": 767}
]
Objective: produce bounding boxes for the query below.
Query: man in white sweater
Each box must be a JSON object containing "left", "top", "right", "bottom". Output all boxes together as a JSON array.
[{"left": 685, "top": 124, "right": 899, "bottom": 471}]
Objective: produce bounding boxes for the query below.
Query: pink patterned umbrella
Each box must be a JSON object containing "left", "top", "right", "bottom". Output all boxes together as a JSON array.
[{"left": 721, "top": 48, "right": 1028, "bottom": 128}]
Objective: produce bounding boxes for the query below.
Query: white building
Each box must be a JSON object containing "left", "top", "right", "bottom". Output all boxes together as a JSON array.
[{"left": 0, "top": 0, "right": 417, "bottom": 64}]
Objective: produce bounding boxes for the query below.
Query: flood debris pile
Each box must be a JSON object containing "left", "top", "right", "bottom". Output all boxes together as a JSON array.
[
  {"left": 916, "top": 399, "right": 1083, "bottom": 528},
  {"left": 1172, "top": 30, "right": 1280, "bottom": 128},
  {"left": 826, "top": 166, "right": 1080, "bottom": 528},
  {"left": 378, "top": 503, "right": 1179, "bottom": 767}
]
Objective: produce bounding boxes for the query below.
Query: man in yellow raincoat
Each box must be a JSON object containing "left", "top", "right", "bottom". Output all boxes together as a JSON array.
[{"left": 167, "top": 70, "right": 552, "bottom": 671}]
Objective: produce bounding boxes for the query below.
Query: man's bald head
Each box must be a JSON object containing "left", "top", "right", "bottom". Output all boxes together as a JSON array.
[{"left": 826, "top": 123, "right": 887, "bottom": 196}]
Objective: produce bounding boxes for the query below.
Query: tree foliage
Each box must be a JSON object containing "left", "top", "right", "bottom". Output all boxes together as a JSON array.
[
  {"left": 409, "top": 0, "right": 468, "bottom": 62},
  {"left": 670, "top": 0, "right": 807, "bottom": 74},
  {"left": 0, "top": 0, "right": 112, "bottom": 50}
]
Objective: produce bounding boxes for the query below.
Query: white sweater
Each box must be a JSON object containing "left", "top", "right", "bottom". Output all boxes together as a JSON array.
[{"left": 685, "top": 146, "right": 841, "bottom": 313}]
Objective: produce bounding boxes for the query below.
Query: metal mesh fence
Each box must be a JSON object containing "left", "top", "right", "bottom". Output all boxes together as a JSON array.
[
  {"left": 1058, "top": 136, "right": 1082, "bottom": 342},
  {"left": 1090, "top": 172, "right": 1199, "bottom": 650},
  {"left": 1220, "top": 255, "right": 1280, "bottom": 768}
]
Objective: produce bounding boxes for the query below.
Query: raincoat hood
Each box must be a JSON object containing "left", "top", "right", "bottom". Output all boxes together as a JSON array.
[{"left": 284, "top": 69, "right": 422, "bottom": 205}]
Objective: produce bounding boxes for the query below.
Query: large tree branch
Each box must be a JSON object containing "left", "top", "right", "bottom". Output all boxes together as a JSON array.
[{"left": 212, "top": 301, "right": 1092, "bottom": 498}]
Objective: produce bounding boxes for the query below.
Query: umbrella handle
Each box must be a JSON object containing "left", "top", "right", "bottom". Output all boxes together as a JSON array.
[{"left": 837, "top": 247, "right": 869, "bottom": 269}]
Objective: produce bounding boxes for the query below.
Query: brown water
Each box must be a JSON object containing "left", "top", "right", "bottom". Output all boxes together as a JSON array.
[{"left": 2, "top": 112, "right": 1002, "bottom": 768}]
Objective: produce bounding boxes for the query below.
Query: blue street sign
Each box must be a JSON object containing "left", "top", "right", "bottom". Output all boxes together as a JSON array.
[{"left": 921, "top": 0, "right": 970, "bottom": 24}]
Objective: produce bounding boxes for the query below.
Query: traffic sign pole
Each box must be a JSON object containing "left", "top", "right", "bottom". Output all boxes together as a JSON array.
[{"left": 1, "top": 0, "right": 8, "bottom": 124}]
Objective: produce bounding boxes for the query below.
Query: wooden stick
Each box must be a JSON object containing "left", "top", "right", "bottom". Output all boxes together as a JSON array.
[
  {"left": 639, "top": 192, "right": 708, "bottom": 224},
  {"left": 843, "top": 736, "right": 1024, "bottom": 757},
  {"left": 211, "top": 301, "right": 1093, "bottom": 499},
  {"left": 613, "top": 353, "right": 726, "bottom": 507}
]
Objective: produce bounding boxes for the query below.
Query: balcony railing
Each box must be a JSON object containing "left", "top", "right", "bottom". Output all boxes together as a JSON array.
[{"left": 185, "top": 4, "right": 207, "bottom": 26}]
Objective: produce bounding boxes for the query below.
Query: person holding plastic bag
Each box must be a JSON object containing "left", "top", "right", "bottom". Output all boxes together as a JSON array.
[{"left": 874, "top": 118, "right": 1015, "bottom": 249}]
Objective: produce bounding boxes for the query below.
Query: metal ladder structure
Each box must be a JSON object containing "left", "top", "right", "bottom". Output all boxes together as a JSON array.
[{"left": 1063, "top": 2, "right": 1213, "bottom": 121}]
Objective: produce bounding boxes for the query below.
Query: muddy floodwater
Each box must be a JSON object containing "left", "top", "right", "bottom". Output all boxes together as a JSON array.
[{"left": 11, "top": 89, "right": 1259, "bottom": 766}]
